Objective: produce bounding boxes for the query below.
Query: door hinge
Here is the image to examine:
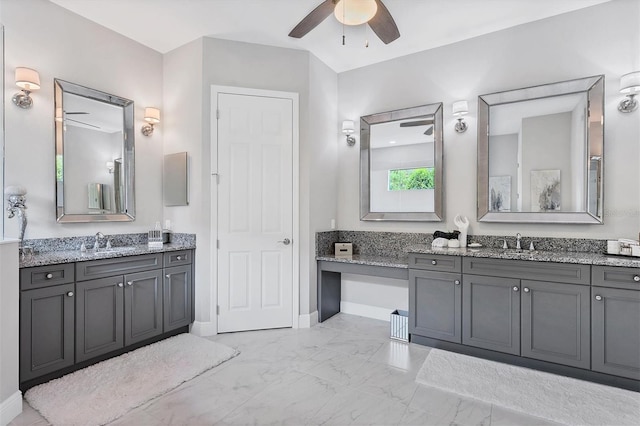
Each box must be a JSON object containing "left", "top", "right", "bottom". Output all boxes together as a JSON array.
[
  {"left": 212, "top": 173, "right": 219, "bottom": 184},
  {"left": 216, "top": 305, "right": 220, "bottom": 315},
  {"left": 216, "top": 240, "right": 220, "bottom": 249},
  {"left": 216, "top": 109, "right": 220, "bottom": 119}
]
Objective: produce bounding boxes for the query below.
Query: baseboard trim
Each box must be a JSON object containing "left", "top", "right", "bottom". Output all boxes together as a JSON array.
[
  {"left": 190, "top": 321, "right": 217, "bottom": 337},
  {"left": 299, "top": 311, "right": 318, "bottom": 328},
  {"left": 0, "top": 390, "right": 22, "bottom": 426},
  {"left": 340, "top": 301, "right": 392, "bottom": 322}
]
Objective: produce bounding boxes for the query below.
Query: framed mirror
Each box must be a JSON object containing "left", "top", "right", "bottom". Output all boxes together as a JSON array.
[
  {"left": 477, "top": 75, "right": 604, "bottom": 224},
  {"left": 360, "top": 103, "right": 444, "bottom": 221},
  {"left": 55, "top": 79, "right": 135, "bottom": 222}
]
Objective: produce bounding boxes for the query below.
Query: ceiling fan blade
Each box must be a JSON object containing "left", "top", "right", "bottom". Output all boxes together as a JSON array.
[
  {"left": 399, "top": 119, "right": 433, "bottom": 127},
  {"left": 288, "top": 0, "right": 336, "bottom": 39},
  {"left": 368, "top": 0, "right": 400, "bottom": 44}
]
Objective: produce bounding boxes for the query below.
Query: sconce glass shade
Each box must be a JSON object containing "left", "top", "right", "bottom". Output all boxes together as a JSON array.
[
  {"left": 342, "top": 120, "right": 356, "bottom": 134},
  {"left": 334, "top": 0, "right": 378, "bottom": 26},
  {"left": 144, "top": 107, "right": 161, "bottom": 124},
  {"left": 15, "top": 67, "right": 40, "bottom": 91},
  {"left": 619, "top": 71, "right": 640, "bottom": 94},
  {"left": 452, "top": 100, "right": 469, "bottom": 117}
]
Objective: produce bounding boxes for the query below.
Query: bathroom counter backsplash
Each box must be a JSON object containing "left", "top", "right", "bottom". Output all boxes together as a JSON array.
[
  {"left": 19, "top": 233, "right": 195, "bottom": 268},
  {"left": 316, "top": 231, "right": 640, "bottom": 269}
]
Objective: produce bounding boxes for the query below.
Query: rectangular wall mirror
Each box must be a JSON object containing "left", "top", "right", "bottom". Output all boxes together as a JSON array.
[
  {"left": 360, "top": 103, "right": 444, "bottom": 221},
  {"left": 55, "top": 79, "right": 135, "bottom": 222},
  {"left": 477, "top": 75, "right": 604, "bottom": 224}
]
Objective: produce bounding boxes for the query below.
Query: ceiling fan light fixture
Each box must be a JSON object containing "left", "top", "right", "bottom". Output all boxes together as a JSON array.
[{"left": 334, "top": 0, "right": 378, "bottom": 26}]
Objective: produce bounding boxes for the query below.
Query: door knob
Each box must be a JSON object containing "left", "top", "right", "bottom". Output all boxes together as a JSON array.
[
  {"left": 117, "top": 283, "right": 123, "bottom": 287},
  {"left": 176, "top": 256, "right": 182, "bottom": 261},
  {"left": 165, "top": 274, "right": 171, "bottom": 278},
  {"left": 634, "top": 275, "right": 640, "bottom": 282},
  {"left": 278, "top": 238, "right": 291, "bottom": 245},
  {"left": 126, "top": 281, "right": 133, "bottom": 286},
  {"left": 46, "top": 273, "right": 53, "bottom": 279},
  {"left": 454, "top": 280, "right": 460, "bottom": 285},
  {"left": 512, "top": 286, "right": 519, "bottom": 292},
  {"left": 523, "top": 287, "right": 530, "bottom": 293},
  {"left": 66, "top": 291, "right": 74, "bottom": 297},
  {"left": 595, "top": 295, "right": 603, "bottom": 301}
]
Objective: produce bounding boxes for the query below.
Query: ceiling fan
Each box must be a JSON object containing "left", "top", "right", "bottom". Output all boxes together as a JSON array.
[{"left": 288, "top": 0, "right": 400, "bottom": 45}]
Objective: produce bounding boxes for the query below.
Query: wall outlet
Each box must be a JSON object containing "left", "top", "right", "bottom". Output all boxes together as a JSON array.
[{"left": 330, "top": 219, "right": 336, "bottom": 230}]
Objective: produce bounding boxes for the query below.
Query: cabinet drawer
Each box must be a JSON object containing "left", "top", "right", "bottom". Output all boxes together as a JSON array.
[
  {"left": 76, "top": 253, "right": 163, "bottom": 281},
  {"left": 164, "top": 250, "right": 192, "bottom": 267},
  {"left": 463, "top": 258, "right": 590, "bottom": 285},
  {"left": 592, "top": 266, "right": 640, "bottom": 290},
  {"left": 409, "top": 253, "right": 462, "bottom": 273},
  {"left": 20, "top": 264, "right": 75, "bottom": 290}
]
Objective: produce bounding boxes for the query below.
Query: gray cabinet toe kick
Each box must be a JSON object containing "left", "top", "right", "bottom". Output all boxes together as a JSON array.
[{"left": 19, "top": 250, "right": 195, "bottom": 388}]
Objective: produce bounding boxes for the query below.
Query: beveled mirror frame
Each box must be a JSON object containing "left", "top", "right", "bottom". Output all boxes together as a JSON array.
[
  {"left": 55, "top": 79, "right": 135, "bottom": 222},
  {"left": 360, "top": 102, "right": 444, "bottom": 221},
  {"left": 477, "top": 75, "right": 604, "bottom": 224}
]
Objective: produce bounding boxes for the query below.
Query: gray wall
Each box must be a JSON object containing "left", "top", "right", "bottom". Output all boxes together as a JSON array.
[
  {"left": 2, "top": 0, "right": 164, "bottom": 239},
  {"left": 162, "top": 37, "right": 338, "bottom": 330},
  {"left": 338, "top": 0, "right": 640, "bottom": 240}
]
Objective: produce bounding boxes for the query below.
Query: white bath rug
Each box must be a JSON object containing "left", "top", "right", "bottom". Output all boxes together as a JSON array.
[
  {"left": 25, "top": 333, "right": 238, "bottom": 426},
  {"left": 415, "top": 348, "right": 640, "bottom": 426}
]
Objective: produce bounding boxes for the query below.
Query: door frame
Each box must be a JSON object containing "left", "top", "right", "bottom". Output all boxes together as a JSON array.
[{"left": 210, "top": 85, "right": 300, "bottom": 333}]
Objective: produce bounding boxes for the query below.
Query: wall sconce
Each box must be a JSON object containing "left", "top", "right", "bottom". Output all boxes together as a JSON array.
[
  {"left": 106, "top": 161, "right": 114, "bottom": 174},
  {"left": 619, "top": 71, "right": 640, "bottom": 113},
  {"left": 141, "top": 107, "right": 160, "bottom": 136},
  {"left": 12, "top": 67, "right": 41, "bottom": 109},
  {"left": 342, "top": 120, "right": 356, "bottom": 146},
  {"left": 452, "top": 100, "right": 468, "bottom": 133}
]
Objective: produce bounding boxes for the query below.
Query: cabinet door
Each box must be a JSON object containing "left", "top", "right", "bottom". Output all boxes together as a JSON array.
[
  {"left": 521, "top": 280, "right": 590, "bottom": 369},
  {"left": 409, "top": 269, "right": 461, "bottom": 343},
  {"left": 164, "top": 265, "right": 192, "bottom": 332},
  {"left": 124, "top": 270, "right": 163, "bottom": 346},
  {"left": 462, "top": 275, "right": 520, "bottom": 355},
  {"left": 592, "top": 287, "right": 640, "bottom": 380},
  {"left": 20, "top": 283, "right": 75, "bottom": 381},
  {"left": 76, "top": 277, "right": 124, "bottom": 362}
]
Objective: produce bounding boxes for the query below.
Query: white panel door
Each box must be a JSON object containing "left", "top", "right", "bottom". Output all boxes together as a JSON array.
[{"left": 217, "top": 92, "right": 293, "bottom": 333}]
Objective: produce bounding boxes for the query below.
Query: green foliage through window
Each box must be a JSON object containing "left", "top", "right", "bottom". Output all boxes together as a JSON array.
[
  {"left": 388, "top": 167, "right": 434, "bottom": 191},
  {"left": 56, "top": 155, "right": 63, "bottom": 181}
]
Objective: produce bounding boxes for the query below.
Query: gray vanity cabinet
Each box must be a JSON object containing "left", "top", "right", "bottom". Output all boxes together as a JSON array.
[
  {"left": 164, "top": 265, "right": 193, "bottom": 332},
  {"left": 462, "top": 275, "right": 520, "bottom": 355},
  {"left": 521, "top": 280, "right": 591, "bottom": 369},
  {"left": 76, "top": 277, "right": 125, "bottom": 362},
  {"left": 76, "top": 270, "right": 163, "bottom": 361},
  {"left": 20, "top": 283, "right": 75, "bottom": 381},
  {"left": 591, "top": 265, "right": 640, "bottom": 380}
]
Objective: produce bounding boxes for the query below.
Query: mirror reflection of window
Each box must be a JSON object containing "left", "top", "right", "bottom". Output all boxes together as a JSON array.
[
  {"left": 369, "top": 116, "right": 435, "bottom": 213},
  {"left": 487, "top": 93, "right": 587, "bottom": 213}
]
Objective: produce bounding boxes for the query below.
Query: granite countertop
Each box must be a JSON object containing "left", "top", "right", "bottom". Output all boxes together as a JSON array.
[
  {"left": 316, "top": 246, "right": 640, "bottom": 269},
  {"left": 316, "top": 254, "right": 409, "bottom": 268},
  {"left": 20, "top": 242, "right": 196, "bottom": 268},
  {"left": 406, "top": 244, "right": 640, "bottom": 268}
]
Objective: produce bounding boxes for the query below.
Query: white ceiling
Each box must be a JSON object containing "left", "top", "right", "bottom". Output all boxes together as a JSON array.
[{"left": 48, "top": 0, "right": 609, "bottom": 73}]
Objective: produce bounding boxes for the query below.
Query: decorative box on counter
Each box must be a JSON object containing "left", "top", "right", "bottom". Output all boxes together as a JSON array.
[{"left": 334, "top": 242, "right": 353, "bottom": 258}]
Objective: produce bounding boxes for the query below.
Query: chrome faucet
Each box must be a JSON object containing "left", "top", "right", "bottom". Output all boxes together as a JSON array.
[
  {"left": 516, "top": 233, "right": 522, "bottom": 250},
  {"left": 94, "top": 232, "right": 105, "bottom": 250}
]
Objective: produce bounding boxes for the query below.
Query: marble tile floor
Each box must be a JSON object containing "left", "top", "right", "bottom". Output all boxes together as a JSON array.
[{"left": 10, "top": 313, "right": 562, "bottom": 426}]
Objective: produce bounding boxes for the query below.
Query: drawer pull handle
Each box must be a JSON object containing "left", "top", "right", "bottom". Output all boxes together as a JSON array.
[
  {"left": 67, "top": 291, "right": 74, "bottom": 297},
  {"left": 634, "top": 275, "right": 640, "bottom": 282},
  {"left": 46, "top": 273, "right": 53, "bottom": 279},
  {"left": 176, "top": 255, "right": 182, "bottom": 261},
  {"left": 431, "top": 260, "right": 437, "bottom": 265},
  {"left": 117, "top": 283, "right": 124, "bottom": 287},
  {"left": 454, "top": 280, "right": 460, "bottom": 285},
  {"left": 523, "top": 287, "right": 530, "bottom": 293},
  {"left": 595, "top": 295, "right": 603, "bottom": 301},
  {"left": 127, "top": 281, "right": 133, "bottom": 286},
  {"left": 513, "top": 286, "right": 519, "bottom": 292}
]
